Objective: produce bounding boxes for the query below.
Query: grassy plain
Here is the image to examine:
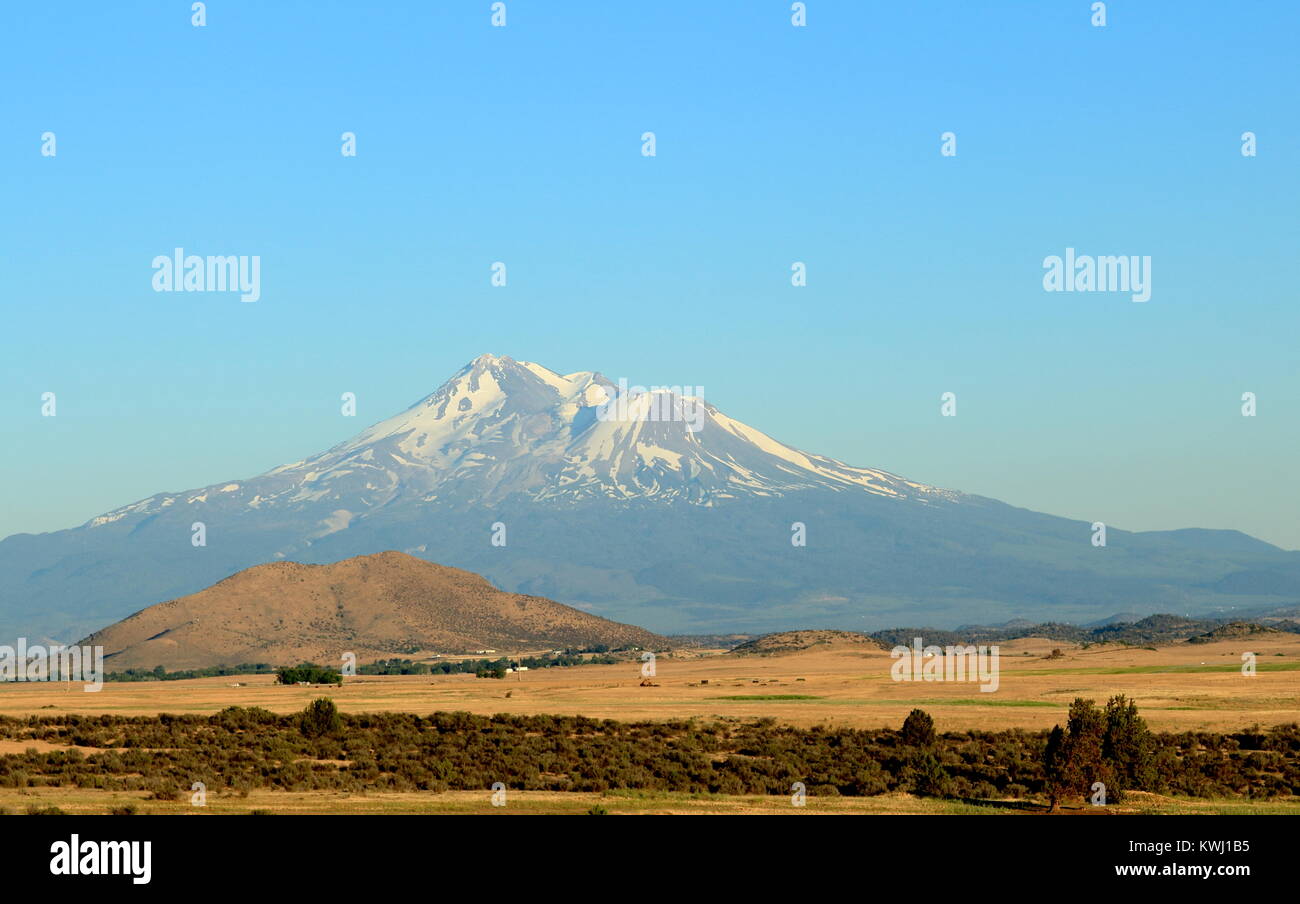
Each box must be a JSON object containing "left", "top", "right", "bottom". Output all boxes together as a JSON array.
[{"left": 1, "top": 635, "right": 1295, "bottom": 734}]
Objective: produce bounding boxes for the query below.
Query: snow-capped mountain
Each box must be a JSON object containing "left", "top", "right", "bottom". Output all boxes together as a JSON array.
[
  {"left": 3, "top": 354, "right": 1298, "bottom": 641},
  {"left": 94, "top": 354, "right": 955, "bottom": 526}
]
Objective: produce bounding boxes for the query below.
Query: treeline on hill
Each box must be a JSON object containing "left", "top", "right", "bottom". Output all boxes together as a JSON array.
[
  {"left": 0, "top": 699, "right": 1293, "bottom": 804},
  {"left": 868, "top": 614, "right": 1300, "bottom": 649}
]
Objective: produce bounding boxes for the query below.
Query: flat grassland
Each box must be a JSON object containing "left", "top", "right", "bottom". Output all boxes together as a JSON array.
[{"left": 2, "top": 635, "right": 1295, "bottom": 734}]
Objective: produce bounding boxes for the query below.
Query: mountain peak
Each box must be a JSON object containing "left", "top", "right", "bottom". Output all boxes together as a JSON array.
[
  {"left": 6, "top": 353, "right": 1296, "bottom": 641},
  {"left": 97, "top": 355, "right": 958, "bottom": 522}
]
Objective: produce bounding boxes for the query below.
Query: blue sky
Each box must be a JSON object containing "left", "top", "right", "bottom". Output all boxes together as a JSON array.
[{"left": 2, "top": 1, "right": 1297, "bottom": 548}]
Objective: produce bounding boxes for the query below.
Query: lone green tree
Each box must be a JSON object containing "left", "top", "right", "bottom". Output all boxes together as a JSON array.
[
  {"left": 299, "top": 697, "right": 342, "bottom": 739},
  {"left": 1065, "top": 697, "right": 1106, "bottom": 779},
  {"left": 901, "top": 708, "right": 936, "bottom": 747},
  {"left": 1103, "top": 694, "right": 1155, "bottom": 797},
  {"left": 899, "top": 709, "right": 948, "bottom": 797},
  {"left": 1043, "top": 697, "right": 1123, "bottom": 810}
]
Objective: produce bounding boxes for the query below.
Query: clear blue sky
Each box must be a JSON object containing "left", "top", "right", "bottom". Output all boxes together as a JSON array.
[{"left": 2, "top": 1, "right": 1297, "bottom": 548}]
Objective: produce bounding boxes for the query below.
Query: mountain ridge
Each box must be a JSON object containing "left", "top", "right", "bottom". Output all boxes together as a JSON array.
[
  {"left": 3, "top": 353, "right": 1298, "bottom": 640},
  {"left": 81, "top": 353, "right": 960, "bottom": 522}
]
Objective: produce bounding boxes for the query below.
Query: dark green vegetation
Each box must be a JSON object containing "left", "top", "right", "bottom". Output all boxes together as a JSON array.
[
  {"left": 275, "top": 665, "right": 342, "bottom": 686},
  {"left": 0, "top": 704, "right": 1294, "bottom": 803},
  {"left": 104, "top": 664, "right": 276, "bottom": 682},
  {"left": 1042, "top": 696, "right": 1155, "bottom": 808},
  {"left": 102, "top": 652, "right": 625, "bottom": 683},
  {"left": 359, "top": 652, "right": 620, "bottom": 677},
  {"left": 901, "top": 709, "right": 936, "bottom": 747},
  {"left": 298, "top": 698, "right": 342, "bottom": 739}
]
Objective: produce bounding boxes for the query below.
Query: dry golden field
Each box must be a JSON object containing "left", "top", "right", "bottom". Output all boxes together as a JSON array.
[{"left": 2, "top": 635, "right": 1296, "bottom": 733}]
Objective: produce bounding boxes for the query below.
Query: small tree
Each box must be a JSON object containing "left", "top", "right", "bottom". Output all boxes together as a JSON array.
[
  {"left": 1062, "top": 697, "right": 1108, "bottom": 795},
  {"left": 901, "top": 709, "right": 936, "bottom": 747},
  {"left": 299, "top": 697, "right": 342, "bottom": 739},
  {"left": 1103, "top": 694, "right": 1155, "bottom": 798},
  {"left": 1043, "top": 697, "right": 1117, "bottom": 809}
]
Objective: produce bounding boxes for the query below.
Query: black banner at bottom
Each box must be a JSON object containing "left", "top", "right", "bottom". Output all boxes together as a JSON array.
[{"left": 0, "top": 814, "right": 1281, "bottom": 891}]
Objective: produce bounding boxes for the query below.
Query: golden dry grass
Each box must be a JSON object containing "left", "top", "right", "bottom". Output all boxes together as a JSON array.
[{"left": 2, "top": 634, "right": 1296, "bottom": 733}]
